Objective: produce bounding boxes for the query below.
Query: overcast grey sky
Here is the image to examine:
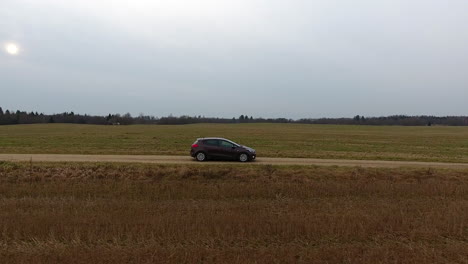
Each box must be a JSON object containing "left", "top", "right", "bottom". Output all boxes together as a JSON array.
[{"left": 1, "top": 0, "right": 467, "bottom": 118}]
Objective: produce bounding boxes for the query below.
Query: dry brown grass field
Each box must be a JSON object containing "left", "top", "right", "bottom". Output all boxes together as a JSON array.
[{"left": 1, "top": 162, "right": 467, "bottom": 263}]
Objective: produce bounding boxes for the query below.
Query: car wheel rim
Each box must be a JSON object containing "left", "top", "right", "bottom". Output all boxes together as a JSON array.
[
  {"left": 240, "top": 154, "right": 248, "bottom": 162},
  {"left": 197, "top": 153, "right": 205, "bottom": 161}
]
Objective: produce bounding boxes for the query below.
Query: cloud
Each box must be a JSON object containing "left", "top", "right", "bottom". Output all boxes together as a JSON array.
[{"left": 1, "top": 0, "right": 467, "bottom": 117}]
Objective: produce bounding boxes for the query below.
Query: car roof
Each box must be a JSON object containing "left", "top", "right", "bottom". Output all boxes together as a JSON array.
[
  {"left": 201, "top": 137, "right": 227, "bottom": 140},
  {"left": 199, "top": 137, "right": 240, "bottom": 145}
]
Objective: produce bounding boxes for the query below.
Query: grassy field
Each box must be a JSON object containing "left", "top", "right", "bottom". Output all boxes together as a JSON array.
[
  {"left": 0, "top": 162, "right": 467, "bottom": 263},
  {"left": 0, "top": 123, "right": 467, "bottom": 162}
]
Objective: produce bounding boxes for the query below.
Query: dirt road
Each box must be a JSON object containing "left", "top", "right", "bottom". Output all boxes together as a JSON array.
[{"left": 1, "top": 154, "right": 468, "bottom": 168}]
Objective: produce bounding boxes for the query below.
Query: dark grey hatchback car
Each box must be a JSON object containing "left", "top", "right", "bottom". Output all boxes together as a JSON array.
[{"left": 190, "top": 138, "right": 256, "bottom": 162}]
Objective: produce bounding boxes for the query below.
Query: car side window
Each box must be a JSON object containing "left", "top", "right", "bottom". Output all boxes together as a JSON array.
[
  {"left": 204, "top": 140, "right": 219, "bottom": 146},
  {"left": 220, "top": 141, "right": 234, "bottom": 148}
]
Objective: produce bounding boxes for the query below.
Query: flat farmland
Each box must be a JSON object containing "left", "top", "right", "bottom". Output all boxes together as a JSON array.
[
  {"left": 1, "top": 162, "right": 467, "bottom": 263},
  {"left": 0, "top": 124, "right": 467, "bottom": 162}
]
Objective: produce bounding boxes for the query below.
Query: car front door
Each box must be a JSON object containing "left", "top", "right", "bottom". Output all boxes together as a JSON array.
[{"left": 218, "top": 140, "right": 237, "bottom": 160}]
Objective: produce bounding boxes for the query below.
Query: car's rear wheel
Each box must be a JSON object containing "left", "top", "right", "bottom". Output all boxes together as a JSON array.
[
  {"left": 239, "top": 153, "right": 249, "bottom": 162},
  {"left": 196, "top": 152, "right": 206, "bottom": 162}
]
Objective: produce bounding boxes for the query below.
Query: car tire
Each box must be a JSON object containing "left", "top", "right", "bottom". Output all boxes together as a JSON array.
[
  {"left": 239, "top": 153, "right": 249, "bottom": 162},
  {"left": 196, "top": 152, "right": 207, "bottom": 162}
]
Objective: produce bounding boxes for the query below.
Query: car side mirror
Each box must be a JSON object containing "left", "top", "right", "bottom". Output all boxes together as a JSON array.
[{"left": 232, "top": 146, "right": 236, "bottom": 149}]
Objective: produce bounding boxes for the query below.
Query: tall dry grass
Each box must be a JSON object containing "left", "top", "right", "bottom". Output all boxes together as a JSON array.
[{"left": 0, "top": 162, "right": 467, "bottom": 263}]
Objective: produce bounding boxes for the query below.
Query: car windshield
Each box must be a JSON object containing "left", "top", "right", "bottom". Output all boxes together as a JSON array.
[
  {"left": 224, "top": 139, "right": 240, "bottom": 147},
  {"left": 220, "top": 141, "right": 234, "bottom": 148}
]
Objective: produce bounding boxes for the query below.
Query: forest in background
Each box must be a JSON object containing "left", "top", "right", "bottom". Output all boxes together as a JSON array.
[{"left": 0, "top": 106, "right": 467, "bottom": 126}]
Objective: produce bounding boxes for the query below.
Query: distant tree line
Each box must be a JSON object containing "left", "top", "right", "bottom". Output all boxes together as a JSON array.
[
  {"left": 298, "top": 115, "right": 468, "bottom": 126},
  {"left": 0, "top": 107, "right": 467, "bottom": 126}
]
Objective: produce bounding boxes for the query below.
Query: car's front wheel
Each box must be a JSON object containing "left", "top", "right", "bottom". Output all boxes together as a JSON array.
[
  {"left": 239, "top": 153, "right": 249, "bottom": 162},
  {"left": 196, "top": 152, "right": 207, "bottom": 162}
]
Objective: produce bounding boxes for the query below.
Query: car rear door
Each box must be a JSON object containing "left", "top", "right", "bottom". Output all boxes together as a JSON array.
[{"left": 203, "top": 139, "right": 223, "bottom": 158}]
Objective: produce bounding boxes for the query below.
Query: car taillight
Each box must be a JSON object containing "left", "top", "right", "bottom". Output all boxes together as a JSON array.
[{"left": 192, "top": 144, "right": 199, "bottom": 148}]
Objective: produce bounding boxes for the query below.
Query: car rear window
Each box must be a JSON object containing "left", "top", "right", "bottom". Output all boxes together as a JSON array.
[{"left": 204, "top": 139, "right": 219, "bottom": 146}]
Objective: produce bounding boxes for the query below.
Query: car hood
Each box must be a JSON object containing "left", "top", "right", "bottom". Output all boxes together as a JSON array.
[{"left": 241, "top": 145, "right": 256, "bottom": 153}]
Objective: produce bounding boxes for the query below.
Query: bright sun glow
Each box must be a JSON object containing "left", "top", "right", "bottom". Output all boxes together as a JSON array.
[{"left": 6, "top": 43, "right": 19, "bottom": 55}]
